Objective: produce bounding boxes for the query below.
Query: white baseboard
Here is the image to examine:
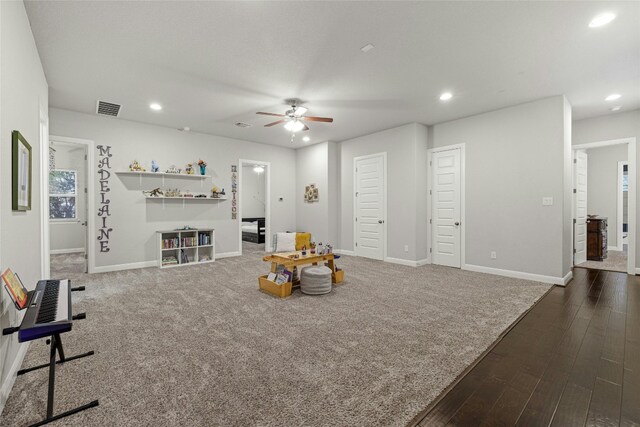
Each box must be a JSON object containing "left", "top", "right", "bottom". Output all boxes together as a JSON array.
[
  {"left": 334, "top": 249, "right": 355, "bottom": 256},
  {"left": 561, "top": 271, "right": 573, "bottom": 286},
  {"left": 0, "top": 342, "right": 30, "bottom": 416},
  {"left": 217, "top": 251, "right": 241, "bottom": 259},
  {"left": 385, "top": 257, "right": 430, "bottom": 267},
  {"left": 463, "top": 264, "right": 567, "bottom": 285},
  {"left": 50, "top": 248, "right": 84, "bottom": 255},
  {"left": 608, "top": 245, "right": 622, "bottom": 252},
  {"left": 93, "top": 260, "right": 156, "bottom": 273},
  {"left": 635, "top": 268, "right": 640, "bottom": 276}
]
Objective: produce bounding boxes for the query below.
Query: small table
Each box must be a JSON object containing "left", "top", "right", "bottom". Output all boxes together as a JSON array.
[{"left": 260, "top": 251, "right": 344, "bottom": 298}]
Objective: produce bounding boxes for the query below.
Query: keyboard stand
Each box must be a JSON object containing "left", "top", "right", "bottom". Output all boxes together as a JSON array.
[{"left": 18, "top": 332, "right": 99, "bottom": 427}]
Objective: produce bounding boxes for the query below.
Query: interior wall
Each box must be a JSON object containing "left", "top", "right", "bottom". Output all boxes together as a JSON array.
[
  {"left": 432, "top": 96, "right": 569, "bottom": 280},
  {"left": 339, "top": 123, "right": 428, "bottom": 262},
  {"left": 0, "top": 0, "right": 49, "bottom": 410},
  {"left": 585, "top": 144, "right": 628, "bottom": 249},
  {"left": 295, "top": 142, "right": 330, "bottom": 243},
  {"left": 50, "top": 142, "right": 87, "bottom": 253},
  {"left": 240, "top": 165, "right": 265, "bottom": 218},
  {"left": 573, "top": 109, "right": 640, "bottom": 265},
  {"left": 49, "top": 108, "right": 296, "bottom": 269}
]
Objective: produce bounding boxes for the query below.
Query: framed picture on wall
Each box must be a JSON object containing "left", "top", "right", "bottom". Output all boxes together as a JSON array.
[{"left": 12, "top": 130, "right": 32, "bottom": 211}]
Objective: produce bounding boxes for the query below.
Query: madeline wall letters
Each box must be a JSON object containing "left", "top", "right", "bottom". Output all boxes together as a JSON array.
[{"left": 97, "top": 145, "right": 113, "bottom": 252}]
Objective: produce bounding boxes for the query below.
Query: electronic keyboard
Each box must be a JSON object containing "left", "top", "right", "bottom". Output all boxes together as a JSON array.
[{"left": 18, "top": 279, "right": 72, "bottom": 343}]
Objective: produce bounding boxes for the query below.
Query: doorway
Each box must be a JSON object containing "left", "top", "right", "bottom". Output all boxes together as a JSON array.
[
  {"left": 429, "top": 145, "right": 465, "bottom": 268},
  {"left": 48, "top": 137, "right": 91, "bottom": 276},
  {"left": 572, "top": 138, "right": 636, "bottom": 274},
  {"left": 354, "top": 153, "right": 387, "bottom": 260},
  {"left": 238, "top": 159, "right": 271, "bottom": 255}
]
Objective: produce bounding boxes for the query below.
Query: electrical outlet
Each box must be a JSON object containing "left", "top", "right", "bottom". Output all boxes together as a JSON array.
[
  {"left": 404, "top": 245, "right": 409, "bottom": 252},
  {"left": 491, "top": 251, "right": 497, "bottom": 259}
]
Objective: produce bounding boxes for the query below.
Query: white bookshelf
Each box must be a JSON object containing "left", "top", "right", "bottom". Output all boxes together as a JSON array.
[{"left": 157, "top": 228, "right": 215, "bottom": 268}]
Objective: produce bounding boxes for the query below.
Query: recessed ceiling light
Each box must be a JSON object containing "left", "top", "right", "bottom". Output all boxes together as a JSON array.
[
  {"left": 360, "top": 43, "right": 375, "bottom": 53},
  {"left": 610, "top": 106, "right": 622, "bottom": 112},
  {"left": 605, "top": 93, "right": 621, "bottom": 101},
  {"left": 302, "top": 136, "right": 310, "bottom": 142},
  {"left": 149, "top": 103, "right": 162, "bottom": 111},
  {"left": 179, "top": 126, "right": 190, "bottom": 132},
  {"left": 439, "top": 92, "right": 453, "bottom": 101},
  {"left": 589, "top": 12, "right": 616, "bottom": 28}
]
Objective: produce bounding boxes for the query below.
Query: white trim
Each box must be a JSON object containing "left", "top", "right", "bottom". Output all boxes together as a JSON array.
[
  {"left": 385, "top": 257, "right": 430, "bottom": 267},
  {"left": 353, "top": 152, "right": 388, "bottom": 261},
  {"left": 427, "top": 143, "right": 466, "bottom": 268},
  {"left": 49, "top": 136, "right": 95, "bottom": 274},
  {"left": 0, "top": 342, "right": 30, "bottom": 415},
  {"left": 635, "top": 268, "right": 640, "bottom": 276},
  {"left": 617, "top": 161, "right": 627, "bottom": 252},
  {"left": 92, "top": 260, "right": 156, "bottom": 273},
  {"left": 238, "top": 159, "right": 271, "bottom": 256},
  {"left": 39, "top": 111, "right": 50, "bottom": 278},
  {"left": 562, "top": 271, "right": 573, "bottom": 286},
  {"left": 608, "top": 246, "right": 620, "bottom": 252},
  {"left": 334, "top": 249, "right": 355, "bottom": 256},
  {"left": 216, "top": 251, "right": 241, "bottom": 259},
  {"left": 573, "top": 137, "right": 636, "bottom": 275},
  {"left": 463, "top": 264, "right": 567, "bottom": 285},
  {"left": 50, "top": 248, "right": 85, "bottom": 255}
]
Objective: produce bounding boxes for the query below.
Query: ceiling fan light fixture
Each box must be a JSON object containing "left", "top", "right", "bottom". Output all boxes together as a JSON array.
[
  {"left": 284, "top": 120, "right": 304, "bottom": 132},
  {"left": 293, "top": 106, "right": 308, "bottom": 117}
]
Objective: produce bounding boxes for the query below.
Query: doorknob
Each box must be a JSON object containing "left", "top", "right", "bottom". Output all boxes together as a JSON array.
[
  {"left": 81, "top": 221, "right": 87, "bottom": 226},
  {"left": 454, "top": 222, "right": 460, "bottom": 226},
  {"left": 378, "top": 220, "right": 384, "bottom": 224}
]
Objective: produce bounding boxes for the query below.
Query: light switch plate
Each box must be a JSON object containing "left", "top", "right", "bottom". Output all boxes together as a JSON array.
[{"left": 542, "top": 197, "right": 553, "bottom": 206}]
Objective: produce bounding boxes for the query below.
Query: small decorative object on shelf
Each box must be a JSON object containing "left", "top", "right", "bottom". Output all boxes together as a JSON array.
[
  {"left": 183, "top": 190, "right": 193, "bottom": 198},
  {"left": 310, "top": 242, "right": 316, "bottom": 255},
  {"left": 221, "top": 188, "right": 226, "bottom": 195},
  {"left": 195, "top": 194, "right": 208, "bottom": 198},
  {"left": 211, "top": 185, "right": 221, "bottom": 198},
  {"left": 143, "top": 187, "right": 163, "bottom": 197},
  {"left": 177, "top": 225, "right": 196, "bottom": 230},
  {"left": 165, "top": 188, "right": 181, "bottom": 197},
  {"left": 185, "top": 163, "right": 194, "bottom": 175},
  {"left": 197, "top": 159, "right": 207, "bottom": 175},
  {"left": 166, "top": 165, "right": 181, "bottom": 174},
  {"left": 129, "top": 160, "right": 145, "bottom": 172},
  {"left": 151, "top": 160, "right": 159, "bottom": 172}
]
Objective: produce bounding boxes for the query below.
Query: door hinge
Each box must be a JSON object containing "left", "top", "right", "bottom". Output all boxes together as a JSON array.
[
  {"left": 429, "top": 219, "right": 432, "bottom": 224},
  {"left": 355, "top": 217, "right": 358, "bottom": 222},
  {"left": 573, "top": 249, "right": 577, "bottom": 254},
  {"left": 355, "top": 192, "right": 359, "bottom": 197},
  {"left": 84, "top": 254, "right": 88, "bottom": 260},
  {"left": 573, "top": 188, "right": 577, "bottom": 194},
  {"left": 84, "top": 187, "right": 88, "bottom": 193},
  {"left": 429, "top": 190, "right": 432, "bottom": 195},
  {"left": 573, "top": 158, "right": 577, "bottom": 164},
  {"left": 355, "top": 242, "right": 358, "bottom": 247},
  {"left": 573, "top": 218, "right": 577, "bottom": 224},
  {"left": 429, "top": 248, "right": 432, "bottom": 253},
  {"left": 84, "top": 154, "right": 87, "bottom": 161}
]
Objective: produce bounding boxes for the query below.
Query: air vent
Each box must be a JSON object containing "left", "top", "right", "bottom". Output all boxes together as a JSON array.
[
  {"left": 235, "top": 122, "right": 252, "bottom": 128},
  {"left": 96, "top": 100, "right": 121, "bottom": 117}
]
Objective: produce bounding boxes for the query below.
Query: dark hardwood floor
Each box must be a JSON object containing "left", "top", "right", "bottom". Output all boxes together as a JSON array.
[{"left": 412, "top": 267, "right": 640, "bottom": 426}]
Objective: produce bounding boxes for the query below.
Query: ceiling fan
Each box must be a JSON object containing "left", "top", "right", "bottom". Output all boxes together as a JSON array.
[{"left": 256, "top": 102, "right": 333, "bottom": 132}]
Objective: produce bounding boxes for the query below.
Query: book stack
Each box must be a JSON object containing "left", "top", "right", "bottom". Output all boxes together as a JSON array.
[
  {"left": 181, "top": 237, "right": 197, "bottom": 247},
  {"left": 198, "top": 233, "right": 211, "bottom": 246},
  {"left": 162, "top": 237, "right": 180, "bottom": 249},
  {"left": 162, "top": 255, "right": 178, "bottom": 266}
]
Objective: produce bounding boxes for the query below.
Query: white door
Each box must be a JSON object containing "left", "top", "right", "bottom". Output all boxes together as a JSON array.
[
  {"left": 574, "top": 150, "right": 588, "bottom": 265},
  {"left": 431, "top": 148, "right": 461, "bottom": 268},
  {"left": 355, "top": 154, "right": 385, "bottom": 260}
]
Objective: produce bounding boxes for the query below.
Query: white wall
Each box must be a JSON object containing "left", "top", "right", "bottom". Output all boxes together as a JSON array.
[
  {"left": 432, "top": 96, "right": 570, "bottom": 281},
  {"left": 585, "top": 145, "right": 627, "bottom": 249},
  {"left": 296, "top": 142, "right": 329, "bottom": 242},
  {"left": 339, "top": 123, "right": 429, "bottom": 262},
  {"left": 240, "top": 165, "right": 265, "bottom": 218},
  {"left": 0, "top": 0, "right": 49, "bottom": 411},
  {"left": 573, "top": 109, "right": 640, "bottom": 264},
  {"left": 49, "top": 142, "right": 87, "bottom": 253},
  {"left": 49, "top": 108, "right": 297, "bottom": 269}
]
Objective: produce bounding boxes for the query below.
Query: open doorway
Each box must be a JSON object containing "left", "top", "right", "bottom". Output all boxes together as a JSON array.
[
  {"left": 238, "top": 159, "right": 271, "bottom": 256},
  {"left": 573, "top": 138, "right": 636, "bottom": 274},
  {"left": 49, "top": 138, "right": 90, "bottom": 277}
]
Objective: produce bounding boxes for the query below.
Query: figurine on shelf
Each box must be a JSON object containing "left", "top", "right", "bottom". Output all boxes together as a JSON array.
[
  {"left": 185, "top": 163, "right": 194, "bottom": 175},
  {"left": 166, "top": 165, "right": 181, "bottom": 174},
  {"left": 195, "top": 194, "right": 208, "bottom": 198},
  {"left": 221, "top": 188, "right": 226, "bottom": 195},
  {"left": 310, "top": 242, "right": 316, "bottom": 255},
  {"left": 197, "top": 159, "right": 207, "bottom": 175},
  {"left": 183, "top": 190, "right": 194, "bottom": 198},
  {"left": 165, "top": 188, "right": 181, "bottom": 197},
  {"left": 129, "top": 160, "right": 145, "bottom": 172},
  {"left": 211, "top": 185, "right": 220, "bottom": 198},
  {"left": 143, "top": 187, "right": 163, "bottom": 197},
  {"left": 151, "top": 160, "right": 159, "bottom": 173}
]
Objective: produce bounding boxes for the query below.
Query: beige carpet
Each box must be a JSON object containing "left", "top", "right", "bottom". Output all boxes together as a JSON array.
[
  {"left": 576, "top": 249, "right": 627, "bottom": 273},
  {"left": 1, "top": 244, "right": 551, "bottom": 426}
]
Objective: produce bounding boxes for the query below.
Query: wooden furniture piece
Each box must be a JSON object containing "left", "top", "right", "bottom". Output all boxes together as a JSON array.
[
  {"left": 242, "top": 217, "right": 266, "bottom": 244},
  {"left": 260, "top": 251, "right": 344, "bottom": 298},
  {"left": 156, "top": 228, "right": 215, "bottom": 268},
  {"left": 587, "top": 216, "right": 608, "bottom": 261}
]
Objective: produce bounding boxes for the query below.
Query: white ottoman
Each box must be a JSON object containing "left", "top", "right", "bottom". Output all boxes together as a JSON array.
[{"left": 300, "top": 266, "right": 333, "bottom": 295}]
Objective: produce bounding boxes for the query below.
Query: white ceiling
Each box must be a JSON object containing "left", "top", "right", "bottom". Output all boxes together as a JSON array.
[{"left": 25, "top": 1, "right": 640, "bottom": 148}]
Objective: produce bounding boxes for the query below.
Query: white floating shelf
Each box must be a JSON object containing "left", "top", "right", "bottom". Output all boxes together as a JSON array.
[
  {"left": 116, "top": 171, "right": 211, "bottom": 179},
  {"left": 145, "top": 196, "right": 227, "bottom": 201}
]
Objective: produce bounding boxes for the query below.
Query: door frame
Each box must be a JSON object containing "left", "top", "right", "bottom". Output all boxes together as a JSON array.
[
  {"left": 238, "top": 159, "right": 271, "bottom": 254},
  {"left": 572, "top": 137, "right": 636, "bottom": 275},
  {"left": 618, "top": 161, "right": 628, "bottom": 252},
  {"left": 427, "top": 143, "right": 466, "bottom": 268},
  {"left": 48, "top": 135, "right": 96, "bottom": 274},
  {"left": 353, "top": 152, "right": 387, "bottom": 261}
]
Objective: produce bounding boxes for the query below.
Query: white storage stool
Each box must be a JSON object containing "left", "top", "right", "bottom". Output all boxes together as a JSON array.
[{"left": 300, "top": 266, "right": 333, "bottom": 295}]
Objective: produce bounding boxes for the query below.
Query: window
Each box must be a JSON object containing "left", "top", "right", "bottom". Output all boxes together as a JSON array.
[{"left": 49, "top": 169, "right": 77, "bottom": 219}]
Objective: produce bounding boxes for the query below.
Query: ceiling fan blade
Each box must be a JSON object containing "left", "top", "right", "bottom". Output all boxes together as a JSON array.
[
  {"left": 264, "top": 119, "right": 286, "bottom": 127},
  {"left": 301, "top": 116, "right": 334, "bottom": 123},
  {"left": 302, "top": 123, "right": 310, "bottom": 131},
  {"left": 256, "top": 112, "right": 285, "bottom": 117}
]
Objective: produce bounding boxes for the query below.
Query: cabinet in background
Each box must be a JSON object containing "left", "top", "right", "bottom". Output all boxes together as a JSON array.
[{"left": 587, "top": 217, "right": 607, "bottom": 261}]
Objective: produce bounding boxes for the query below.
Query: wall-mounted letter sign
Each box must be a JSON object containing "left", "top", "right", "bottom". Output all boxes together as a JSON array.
[{"left": 97, "top": 145, "right": 113, "bottom": 252}]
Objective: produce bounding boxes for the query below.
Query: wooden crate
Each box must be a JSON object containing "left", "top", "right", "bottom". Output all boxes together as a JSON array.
[
  {"left": 258, "top": 275, "right": 292, "bottom": 298},
  {"left": 332, "top": 269, "right": 344, "bottom": 284}
]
